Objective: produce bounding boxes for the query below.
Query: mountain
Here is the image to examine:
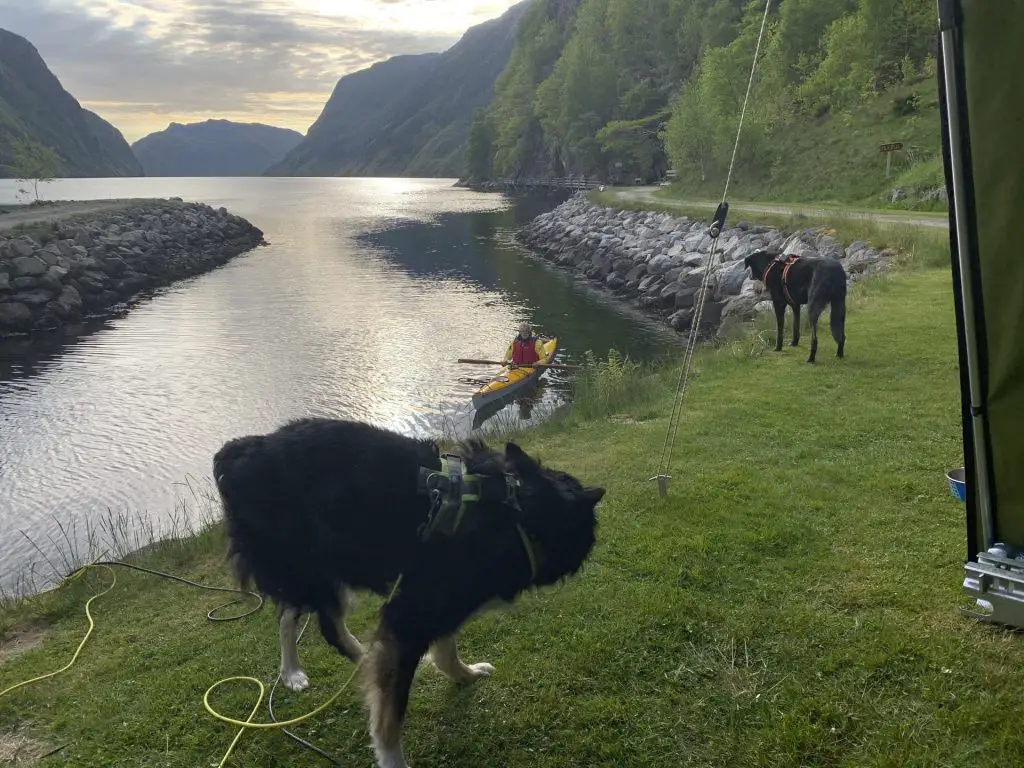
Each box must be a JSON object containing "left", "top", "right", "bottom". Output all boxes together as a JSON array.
[
  {"left": 475, "top": 0, "right": 942, "bottom": 206},
  {"left": 267, "top": 0, "right": 530, "bottom": 178},
  {"left": 132, "top": 120, "right": 304, "bottom": 177},
  {"left": 0, "top": 28, "right": 141, "bottom": 178}
]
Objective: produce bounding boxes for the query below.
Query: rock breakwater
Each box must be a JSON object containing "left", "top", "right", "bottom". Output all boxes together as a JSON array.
[
  {"left": 0, "top": 199, "right": 264, "bottom": 334},
  {"left": 516, "top": 195, "right": 893, "bottom": 336}
]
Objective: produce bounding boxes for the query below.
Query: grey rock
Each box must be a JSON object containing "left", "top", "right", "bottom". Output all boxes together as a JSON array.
[
  {"left": 9, "top": 237, "right": 38, "bottom": 259},
  {"left": 38, "top": 270, "right": 64, "bottom": 294},
  {"left": 55, "top": 240, "right": 77, "bottom": 259},
  {"left": 0, "top": 301, "right": 32, "bottom": 331},
  {"left": 11, "top": 255, "right": 47, "bottom": 278},
  {"left": 647, "top": 254, "right": 671, "bottom": 275},
  {"left": 697, "top": 300, "right": 725, "bottom": 332},
  {"left": 716, "top": 261, "right": 748, "bottom": 297},
  {"left": 0, "top": 272, "right": 9, "bottom": 292},
  {"left": 606, "top": 275, "right": 626, "bottom": 291},
  {"left": 13, "top": 289, "right": 55, "bottom": 308},
  {"left": 846, "top": 240, "right": 868, "bottom": 257},
  {"left": 12, "top": 276, "right": 38, "bottom": 290},
  {"left": 674, "top": 286, "right": 700, "bottom": 309},
  {"left": 102, "top": 257, "right": 129, "bottom": 277},
  {"left": 625, "top": 264, "right": 646, "bottom": 282},
  {"left": 891, "top": 188, "right": 907, "bottom": 203},
  {"left": 37, "top": 245, "right": 63, "bottom": 267},
  {"left": 667, "top": 308, "right": 693, "bottom": 331},
  {"left": 720, "top": 294, "right": 760, "bottom": 331}
]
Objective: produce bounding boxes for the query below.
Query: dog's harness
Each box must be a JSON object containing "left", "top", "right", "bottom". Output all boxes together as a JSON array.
[
  {"left": 417, "top": 455, "right": 539, "bottom": 582},
  {"left": 761, "top": 255, "right": 799, "bottom": 308}
]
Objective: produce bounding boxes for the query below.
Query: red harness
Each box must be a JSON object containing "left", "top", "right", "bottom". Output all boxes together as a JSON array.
[{"left": 761, "top": 255, "right": 799, "bottom": 307}]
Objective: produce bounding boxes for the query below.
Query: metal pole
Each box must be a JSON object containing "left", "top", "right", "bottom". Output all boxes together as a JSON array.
[
  {"left": 886, "top": 152, "right": 892, "bottom": 179},
  {"left": 940, "top": 25, "right": 995, "bottom": 551}
]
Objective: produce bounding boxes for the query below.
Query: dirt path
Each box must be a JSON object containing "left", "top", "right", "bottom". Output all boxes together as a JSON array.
[
  {"left": 0, "top": 199, "right": 161, "bottom": 232},
  {"left": 609, "top": 187, "right": 949, "bottom": 229}
]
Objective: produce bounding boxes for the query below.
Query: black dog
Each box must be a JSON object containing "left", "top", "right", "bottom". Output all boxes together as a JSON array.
[
  {"left": 744, "top": 249, "right": 847, "bottom": 363},
  {"left": 213, "top": 418, "right": 604, "bottom": 768}
]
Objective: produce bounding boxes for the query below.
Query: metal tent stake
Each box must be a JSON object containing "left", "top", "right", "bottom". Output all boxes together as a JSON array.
[{"left": 650, "top": 474, "right": 670, "bottom": 498}]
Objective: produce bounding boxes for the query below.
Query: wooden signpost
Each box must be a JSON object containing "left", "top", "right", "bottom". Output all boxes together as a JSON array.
[{"left": 879, "top": 141, "right": 904, "bottom": 178}]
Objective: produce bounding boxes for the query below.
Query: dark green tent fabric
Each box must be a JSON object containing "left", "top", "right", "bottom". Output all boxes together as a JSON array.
[{"left": 961, "top": 0, "right": 1024, "bottom": 549}]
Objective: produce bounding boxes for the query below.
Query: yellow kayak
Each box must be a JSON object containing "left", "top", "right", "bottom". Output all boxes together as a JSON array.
[{"left": 471, "top": 337, "right": 558, "bottom": 410}]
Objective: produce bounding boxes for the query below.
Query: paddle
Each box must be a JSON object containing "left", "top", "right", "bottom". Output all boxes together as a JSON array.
[{"left": 457, "top": 358, "right": 582, "bottom": 370}]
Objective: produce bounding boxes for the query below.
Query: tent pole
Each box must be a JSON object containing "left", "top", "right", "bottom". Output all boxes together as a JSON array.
[{"left": 939, "top": 18, "right": 995, "bottom": 551}]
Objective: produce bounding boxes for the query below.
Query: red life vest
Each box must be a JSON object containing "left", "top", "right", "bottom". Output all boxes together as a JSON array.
[{"left": 511, "top": 336, "right": 541, "bottom": 365}]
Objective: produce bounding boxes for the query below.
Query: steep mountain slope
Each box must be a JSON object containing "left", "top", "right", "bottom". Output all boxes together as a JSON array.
[
  {"left": 132, "top": 120, "right": 303, "bottom": 177},
  {"left": 268, "top": 0, "right": 530, "bottom": 177},
  {"left": 0, "top": 28, "right": 142, "bottom": 178},
  {"left": 475, "top": 0, "right": 942, "bottom": 205}
]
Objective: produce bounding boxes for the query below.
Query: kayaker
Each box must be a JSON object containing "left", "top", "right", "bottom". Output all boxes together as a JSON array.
[{"left": 501, "top": 323, "right": 546, "bottom": 368}]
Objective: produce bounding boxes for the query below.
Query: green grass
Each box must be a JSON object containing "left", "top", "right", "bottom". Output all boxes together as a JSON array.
[
  {"left": 6, "top": 259, "right": 1023, "bottom": 767},
  {"left": 668, "top": 79, "right": 944, "bottom": 210}
]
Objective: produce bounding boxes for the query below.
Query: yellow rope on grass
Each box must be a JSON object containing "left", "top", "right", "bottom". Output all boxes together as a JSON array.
[
  {"left": 203, "top": 663, "right": 363, "bottom": 767},
  {"left": 0, "top": 560, "right": 402, "bottom": 767},
  {"left": 0, "top": 561, "right": 115, "bottom": 700},
  {"left": 202, "top": 574, "right": 402, "bottom": 766}
]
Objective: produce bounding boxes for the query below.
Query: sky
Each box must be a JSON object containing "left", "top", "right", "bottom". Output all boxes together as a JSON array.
[{"left": 0, "top": 0, "right": 522, "bottom": 142}]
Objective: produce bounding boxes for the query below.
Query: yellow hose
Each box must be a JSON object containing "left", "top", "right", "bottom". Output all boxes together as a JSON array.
[
  {"left": 0, "top": 562, "right": 115, "bottom": 700},
  {"left": 0, "top": 561, "right": 401, "bottom": 767}
]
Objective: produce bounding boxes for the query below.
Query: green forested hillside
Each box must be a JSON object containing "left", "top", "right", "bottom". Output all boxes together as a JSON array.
[{"left": 471, "top": 0, "right": 942, "bottom": 205}]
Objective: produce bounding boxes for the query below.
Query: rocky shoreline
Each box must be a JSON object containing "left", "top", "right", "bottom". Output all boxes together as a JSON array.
[
  {"left": 516, "top": 195, "right": 893, "bottom": 336},
  {"left": 0, "top": 199, "right": 264, "bottom": 335}
]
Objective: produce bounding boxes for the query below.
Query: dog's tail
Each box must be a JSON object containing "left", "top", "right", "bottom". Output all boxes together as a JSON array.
[{"left": 213, "top": 435, "right": 268, "bottom": 589}]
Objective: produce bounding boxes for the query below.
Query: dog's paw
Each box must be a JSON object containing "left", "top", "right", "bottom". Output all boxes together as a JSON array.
[
  {"left": 281, "top": 669, "right": 310, "bottom": 692},
  {"left": 465, "top": 662, "right": 495, "bottom": 680}
]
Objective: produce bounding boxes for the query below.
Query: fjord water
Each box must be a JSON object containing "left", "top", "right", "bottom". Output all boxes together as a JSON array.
[{"left": 0, "top": 178, "right": 676, "bottom": 587}]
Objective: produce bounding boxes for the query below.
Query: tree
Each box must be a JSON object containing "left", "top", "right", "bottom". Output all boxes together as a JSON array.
[
  {"left": 7, "top": 138, "right": 60, "bottom": 202},
  {"left": 465, "top": 109, "right": 494, "bottom": 180}
]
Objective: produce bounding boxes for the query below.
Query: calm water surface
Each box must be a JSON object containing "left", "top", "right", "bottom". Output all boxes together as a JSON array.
[{"left": 0, "top": 177, "right": 677, "bottom": 587}]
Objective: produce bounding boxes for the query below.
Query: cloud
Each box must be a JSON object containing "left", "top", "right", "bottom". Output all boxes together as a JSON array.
[{"left": 0, "top": 0, "right": 519, "bottom": 140}]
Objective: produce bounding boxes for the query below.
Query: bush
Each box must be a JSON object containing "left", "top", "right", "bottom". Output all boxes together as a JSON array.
[{"left": 570, "top": 348, "right": 661, "bottom": 421}]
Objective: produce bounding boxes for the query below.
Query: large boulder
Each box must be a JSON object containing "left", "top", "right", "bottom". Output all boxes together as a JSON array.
[
  {"left": 0, "top": 301, "right": 32, "bottom": 331},
  {"left": 8, "top": 237, "right": 38, "bottom": 259},
  {"left": 49, "top": 285, "right": 84, "bottom": 319},
  {"left": 11, "top": 255, "right": 47, "bottom": 278},
  {"left": 12, "top": 289, "right": 55, "bottom": 308}
]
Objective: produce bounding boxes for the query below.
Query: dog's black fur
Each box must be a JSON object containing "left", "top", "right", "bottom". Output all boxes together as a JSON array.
[
  {"left": 744, "top": 248, "right": 848, "bottom": 363},
  {"left": 213, "top": 418, "right": 603, "bottom": 767}
]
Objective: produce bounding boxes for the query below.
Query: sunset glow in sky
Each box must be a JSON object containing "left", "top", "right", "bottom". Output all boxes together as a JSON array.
[{"left": 0, "top": 0, "right": 522, "bottom": 141}]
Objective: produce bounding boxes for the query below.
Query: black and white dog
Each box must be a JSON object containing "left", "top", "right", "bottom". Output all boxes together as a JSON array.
[
  {"left": 213, "top": 418, "right": 604, "bottom": 768},
  {"left": 744, "top": 248, "right": 848, "bottom": 363}
]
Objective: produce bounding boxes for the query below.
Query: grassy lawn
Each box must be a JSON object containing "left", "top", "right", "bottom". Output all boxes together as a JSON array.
[
  {"left": 4, "top": 264, "right": 1022, "bottom": 767},
  {"left": 663, "top": 79, "right": 945, "bottom": 210}
]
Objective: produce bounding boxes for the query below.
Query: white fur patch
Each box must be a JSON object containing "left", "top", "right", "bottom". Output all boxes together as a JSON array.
[
  {"left": 281, "top": 669, "right": 310, "bottom": 692},
  {"left": 466, "top": 662, "right": 495, "bottom": 678},
  {"left": 372, "top": 737, "right": 410, "bottom": 768}
]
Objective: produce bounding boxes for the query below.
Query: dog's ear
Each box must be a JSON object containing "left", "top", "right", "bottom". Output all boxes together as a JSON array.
[
  {"left": 580, "top": 486, "right": 605, "bottom": 506},
  {"left": 505, "top": 442, "right": 541, "bottom": 476}
]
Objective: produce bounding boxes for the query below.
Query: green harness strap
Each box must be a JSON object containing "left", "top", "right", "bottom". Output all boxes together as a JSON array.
[{"left": 417, "top": 455, "right": 538, "bottom": 581}]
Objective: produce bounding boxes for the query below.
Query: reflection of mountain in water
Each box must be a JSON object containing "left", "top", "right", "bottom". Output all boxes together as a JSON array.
[{"left": 357, "top": 198, "right": 677, "bottom": 364}]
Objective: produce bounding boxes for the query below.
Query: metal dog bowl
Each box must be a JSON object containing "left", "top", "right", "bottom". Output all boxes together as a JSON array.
[{"left": 946, "top": 467, "right": 966, "bottom": 502}]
